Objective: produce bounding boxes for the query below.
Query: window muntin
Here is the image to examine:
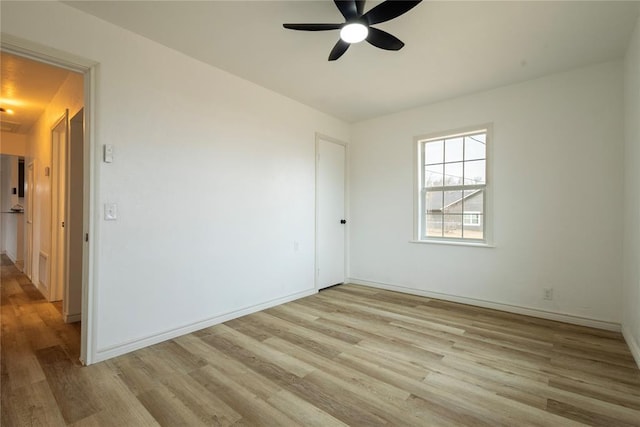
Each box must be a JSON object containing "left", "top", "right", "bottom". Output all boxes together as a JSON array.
[{"left": 419, "top": 129, "right": 487, "bottom": 242}]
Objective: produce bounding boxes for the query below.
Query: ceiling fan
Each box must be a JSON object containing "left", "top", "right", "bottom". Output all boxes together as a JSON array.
[{"left": 283, "top": 0, "right": 423, "bottom": 61}]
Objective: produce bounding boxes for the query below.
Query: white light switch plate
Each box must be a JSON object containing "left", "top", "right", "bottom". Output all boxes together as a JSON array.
[
  {"left": 103, "top": 144, "right": 114, "bottom": 163},
  {"left": 104, "top": 203, "right": 117, "bottom": 220}
]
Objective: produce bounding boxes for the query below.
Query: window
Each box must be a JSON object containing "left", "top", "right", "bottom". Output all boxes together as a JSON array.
[
  {"left": 416, "top": 126, "right": 489, "bottom": 243},
  {"left": 463, "top": 213, "right": 481, "bottom": 226}
]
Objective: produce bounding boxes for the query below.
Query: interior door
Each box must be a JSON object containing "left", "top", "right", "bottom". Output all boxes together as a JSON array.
[
  {"left": 64, "top": 109, "right": 84, "bottom": 322},
  {"left": 26, "top": 162, "right": 34, "bottom": 280},
  {"left": 316, "top": 137, "right": 346, "bottom": 289},
  {"left": 51, "top": 110, "right": 69, "bottom": 302}
]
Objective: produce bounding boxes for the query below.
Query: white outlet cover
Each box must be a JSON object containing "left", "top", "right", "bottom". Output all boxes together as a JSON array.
[{"left": 104, "top": 203, "right": 117, "bottom": 220}]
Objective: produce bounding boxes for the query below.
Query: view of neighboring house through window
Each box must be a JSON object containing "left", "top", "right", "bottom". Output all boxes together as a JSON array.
[{"left": 418, "top": 127, "right": 488, "bottom": 242}]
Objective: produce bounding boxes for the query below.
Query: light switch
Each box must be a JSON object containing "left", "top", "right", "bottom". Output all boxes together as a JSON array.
[
  {"left": 103, "top": 144, "right": 114, "bottom": 163},
  {"left": 104, "top": 203, "right": 117, "bottom": 220}
]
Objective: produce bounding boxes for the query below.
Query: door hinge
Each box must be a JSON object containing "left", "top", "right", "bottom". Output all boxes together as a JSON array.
[
  {"left": 61, "top": 221, "right": 65, "bottom": 228},
  {"left": 85, "top": 233, "right": 89, "bottom": 242}
]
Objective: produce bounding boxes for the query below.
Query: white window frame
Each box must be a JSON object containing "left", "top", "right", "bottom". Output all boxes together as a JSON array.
[
  {"left": 413, "top": 124, "right": 493, "bottom": 247},
  {"left": 463, "top": 212, "right": 482, "bottom": 226}
]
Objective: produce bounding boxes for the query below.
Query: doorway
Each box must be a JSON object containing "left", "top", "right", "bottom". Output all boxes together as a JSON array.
[
  {"left": 316, "top": 135, "right": 347, "bottom": 290},
  {"left": 1, "top": 40, "right": 95, "bottom": 364}
]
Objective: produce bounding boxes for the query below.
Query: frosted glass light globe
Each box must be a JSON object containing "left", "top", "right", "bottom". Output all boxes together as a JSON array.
[{"left": 340, "top": 23, "right": 368, "bottom": 43}]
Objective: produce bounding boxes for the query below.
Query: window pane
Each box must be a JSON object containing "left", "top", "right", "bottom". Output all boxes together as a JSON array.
[
  {"left": 462, "top": 190, "right": 484, "bottom": 214},
  {"left": 463, "top": 214, "right": 480, "bottom": 225},
  {"left": 465, "top": 134, "right": 486, "bottom": 161},
  {"left": 425, "top": 164, "right": 443, "bottom": 188},
  {"left": 443, "top": 214, "right": 462, "bottom": 238},
  {"left": 462, "top": 215, "right": 484, "bottom": 240},
  {"left": 464, "top": 160, "right": 485, "bottom": 185},
  {"left": 444, "top": 162, "right": 463, "bottom": 186},
  {"left": 445, "top": 137, "right": 463, "bottom": 163},
  {"left": 443, "top": 190, "right": 463, "bottom": 213},
  {"left": 425, "top": 140, "right": 443, "bottom": 165},
  {"left": 425, "top": 190, "right": 443, "bottom": 212},
  {"left": 426, "top": 214, "right": 443, "bottom": 237}
]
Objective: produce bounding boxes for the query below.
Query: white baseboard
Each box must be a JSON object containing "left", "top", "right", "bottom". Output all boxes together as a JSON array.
[
  {"left": 64, "top": 312, "right": 81, "bottom": 323},
  {"left": 5, "top": 252, "right": 20, "bottom": 270},
  {"left": 622, "top": 326, "right": 640, "bottom": 369},
  {"left": 36, "top": 282, "right": 48, "bottom": 299},
  {"left": 348, "top": 278, "right": 621, "bottom": 332},
  {"left": 93, "top": 288, "right": 318, "bottom": 363}
]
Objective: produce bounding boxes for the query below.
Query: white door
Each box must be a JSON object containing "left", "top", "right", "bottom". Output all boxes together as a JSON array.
[
  {"left": 316, "top": 137, "right": 346, "bottom": 289},
  {"left": 26, "top": 162, "right": 34, "bottom": 280},
  {"left": 51, "top": 111, "right": 69, "bottom": 302}
]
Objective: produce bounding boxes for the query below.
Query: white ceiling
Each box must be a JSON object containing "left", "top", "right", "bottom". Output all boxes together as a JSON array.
[
  {"left": 1, "top": 52, "right": 72, "bottom": 134},
  {"left": 63, "top": 1, "right": 640, "bottom": 122}
]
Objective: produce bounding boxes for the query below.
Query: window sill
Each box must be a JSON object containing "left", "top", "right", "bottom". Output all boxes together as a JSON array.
[{"left": 409, "top": 239, "right": 495, "bottom": 248}]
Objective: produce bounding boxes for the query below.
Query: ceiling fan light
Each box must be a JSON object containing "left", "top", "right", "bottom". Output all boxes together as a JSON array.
[{"left": 340, "top": 23, "right": 368, "bottom": 44}]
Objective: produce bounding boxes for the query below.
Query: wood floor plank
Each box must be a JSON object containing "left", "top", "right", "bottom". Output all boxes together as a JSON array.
[
  {"left": 35, "top": 345, "right": 101, "bottom": 424},
  {"left": 3, "top": 379, "right": 68, "bottom": 426},
  {"left": 265, "top": 388, "right": 349, "bottom": 427},
  {"left": 189, "top": 365, "right": 300, "bottom": 426},
  {"left": 546, "top": 398, "right": 637, "bottom": 427},
  {"left": 549, "top": 376, "right": 640, "bottom": 410},
  {"left": 214, "top": 324, "right": 317, "bottom": 377},
  {"left": 175, "top": 334, "right": 284, "bottom": 401},
  {"left": 2, "top": 256, "right": 639, "bottom": 426},
  {"left": 160, "top": 372, "right": 243, "bottom": 425}
]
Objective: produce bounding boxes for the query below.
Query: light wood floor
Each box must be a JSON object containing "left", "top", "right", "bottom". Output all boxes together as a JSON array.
[{"left": 2, "top": 256, "right": 640, "bottom": 426}]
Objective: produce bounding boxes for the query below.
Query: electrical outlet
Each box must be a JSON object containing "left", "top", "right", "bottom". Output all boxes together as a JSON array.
[
  {"left": 543, "top": 288, "right": 553, "bottom": 301},
  {"left": 104, "top": 203, "right": 117, "bottom": 221}
]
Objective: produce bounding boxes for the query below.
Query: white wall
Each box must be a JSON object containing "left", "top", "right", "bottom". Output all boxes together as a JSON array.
[
  {"left": 1, "top": 1, "right": 349, "bottom": 363},
  {"left": 350, "top": 62, "right": 624, "bottom": 326},
  {"left": 1, "top": 132, "right": 27, "bottom": 156},
  {"left": 0, "top": 156, "right": 9, "bottom": 254},
  {"left": 0, "top": 132, "right": 27, "bottom": 261},
  {"left": 623, "top": 15, "right": 640, "bottom": 367},
  {"left": 0, "top": 155, "right": 25, "bottom": 264}
]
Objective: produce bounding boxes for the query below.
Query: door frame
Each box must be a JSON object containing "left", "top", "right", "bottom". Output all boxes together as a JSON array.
[
  {"left": 314, "top": 133, "right": 349, "bottom": 291},
  {"left": 1, "top": 34, "right": 98, "bottom": 365}
]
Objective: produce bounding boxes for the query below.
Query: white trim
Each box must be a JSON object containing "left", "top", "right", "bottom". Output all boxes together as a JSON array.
[
  {"left": 622, "top": 326, "right": 640, "bottom": 369},
  {"left": 409, "top": 239, "right": 495, "bottom": 248},
  {"left": 1, "top": 34, "right": 98, "bottom": 365},
  {"left": 0, "top": 34, "right": 94, "bottom": 72},
  {"left": 314, "top": 133, "right": 349, "bottom": 291},
  {"left": 93, "top": 288, "right": 317, "bottom": 363},
  {"left": 348, "top": 277, "right": 621, "bottom": 332},
  {"left": 82, "top": 67, "right": 97, "bottom": 366},
  {"left": 63, "top": 313, "right": 82, "bottom": 323}
]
